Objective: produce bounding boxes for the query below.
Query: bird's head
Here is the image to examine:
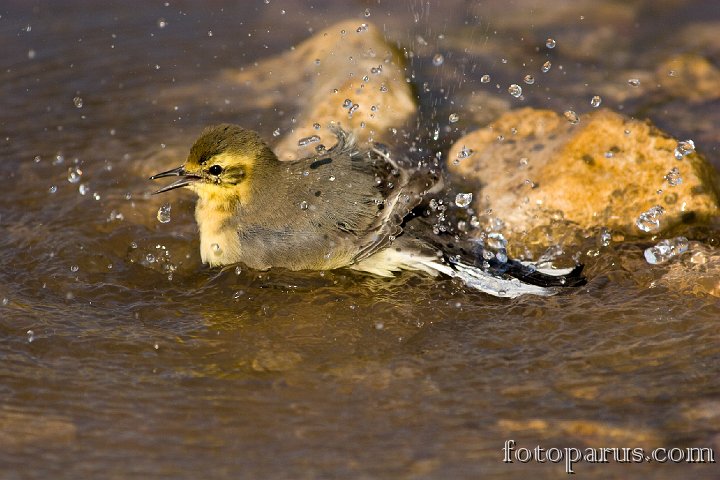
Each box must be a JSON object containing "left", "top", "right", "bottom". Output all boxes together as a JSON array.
[{"left": 150, "top": 124, "right": 277, "bottom": 205}]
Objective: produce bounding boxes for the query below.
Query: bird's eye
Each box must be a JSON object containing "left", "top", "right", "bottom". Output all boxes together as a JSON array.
[{"left": 208, "top": 165, "right": 223, "bottom": 176}]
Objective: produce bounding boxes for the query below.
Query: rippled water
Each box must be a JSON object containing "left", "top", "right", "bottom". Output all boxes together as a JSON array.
[{"left": 1, "top": 1, "right": 719, "bottom": 479}]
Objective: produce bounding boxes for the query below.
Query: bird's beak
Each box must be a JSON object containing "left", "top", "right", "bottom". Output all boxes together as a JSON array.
[{"left": 149, "top": 166, "right": 201, "bottom": 194}]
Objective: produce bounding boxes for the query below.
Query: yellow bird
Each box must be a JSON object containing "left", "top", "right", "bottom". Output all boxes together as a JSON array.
[{"left": 151, "top": 124, "right": 585, "bottom": 297}]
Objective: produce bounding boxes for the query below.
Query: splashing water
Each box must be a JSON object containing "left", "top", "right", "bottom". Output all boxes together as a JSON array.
[
  {"left": 635, "top": 205, "right": 665, "bottom": 232},
  {"left": 564, "top": 110, "right": 579, "bottom": 124},
  {"left": 298, "top": 135, "right": 321, "bottom": 147},
  {"left": 674, "top": 139, "right": 695, "bottom": 160},
  {"left": 664, "top": 167, "right": 682, "bottom": 186},
  {"left": 644, "top": 237, "right": 689, "bottom": 265},
  {"left": 157, "top": 203, "right": 171, "bottom": 223},
  {"left": 454, "top": 193, "right": 473, "bottom": 208}
]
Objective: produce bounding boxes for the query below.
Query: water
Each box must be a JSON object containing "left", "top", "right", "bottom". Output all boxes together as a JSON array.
[{"left": 1, "top": 1, "right": 719, "bottom": 479}]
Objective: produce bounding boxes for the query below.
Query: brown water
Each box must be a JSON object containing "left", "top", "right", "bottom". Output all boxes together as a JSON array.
[{"left": 1, "top": 1, "right": 719, "bottom": 478}]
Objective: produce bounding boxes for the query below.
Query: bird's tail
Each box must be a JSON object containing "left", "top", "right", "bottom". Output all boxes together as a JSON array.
[{"left": 444, "top": 257, "right": 586, "bottom": 298}]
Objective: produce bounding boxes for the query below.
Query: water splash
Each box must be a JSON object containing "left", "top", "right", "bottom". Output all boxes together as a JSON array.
[
  {"left": 67, "top": 167, "right": 82, "bottom": 183},
  {"left": 664, "top": 167, "right": 682, "bottom": 186},
  {"left": 564, "top": 110, "right": 579, "bottom": 124},
  {"left": 635, "top": 205, "right": 665, "bottom": 232},
  {"left": 673, "top": 140, "right": 695, "bottom": 160},
  {"left": 644, "top": 237, "right": 689, "bottom": 265},
  {"left": 298, "top": 135, "right": 321, "bottom": 147},
  {"left": 454, "top": 193, "right": 473, "bottom": 208},
  {"left": 157, "top": 203, "right": 171, "bottom": 223}
]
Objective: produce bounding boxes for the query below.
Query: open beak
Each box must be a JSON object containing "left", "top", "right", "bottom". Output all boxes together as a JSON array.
[{"left": 149, "top": 166, "right": 201, "bottom": 194}]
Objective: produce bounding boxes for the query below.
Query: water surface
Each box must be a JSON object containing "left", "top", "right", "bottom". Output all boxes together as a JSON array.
[{"left": 1, "top": 1, "right": 719, "bottom": 478}]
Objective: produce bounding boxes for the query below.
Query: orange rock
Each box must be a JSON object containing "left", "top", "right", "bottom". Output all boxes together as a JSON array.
[
  {"left": 223, "top": 20, "right": 415, "bottom": 160},
  {"left": 448, "top": 108, "right": 720, "bottom": 248}
]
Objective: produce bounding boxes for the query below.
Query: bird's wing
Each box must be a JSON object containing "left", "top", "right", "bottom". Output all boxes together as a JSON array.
[{"left": 323, "top": 126, "right": 440, "bottom": 264}]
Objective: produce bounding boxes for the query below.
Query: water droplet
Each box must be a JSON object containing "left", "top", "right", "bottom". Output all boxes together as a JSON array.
[
  {"left": 297, "top": 135, "right": 321, "bottom": 147},
  {"left": 456, "top": 146, "right": 474, "bottom": 160},
  {"left": 487, "top": 232, "right": 507, "bottom": 250},
  {"left": 312, "top": 122, "right": 321, "bottom": 130},
  {"left": 364, "top": 8, "right": 371, "bottom": 17},
  {"left": 146, "top": 253, "right": 156, "bottom": 263},
  {"left": 664, "top": 167, "right": 682, "bottom": 186},
  {"left": 627, "top": 78, "right": 641, "bottom": 87},
  {"left": 27, "top": 330, "right": 34, "bottom": 343},
  {"left": 563, "top": 110, "right": 579, "bottom": 124},
  {"left": 211, "top": 243, "right": 223, "bottom": 255},
  {"left": 107, "top": 209, "right": 124, "bottom": 222},
  {"left": 644, "top": 236, "right": 689, "bottom": 265},
  {"left": 67, "top": 166, "right": 82, "bottom": 183},
  {"left": 93, "top": 192, "right": 101, "bottom": 201},
  {"left": 635, "top": 205, "right": 665, "bottom": 232},
  {"left": 599, "top": 228, "right": 612, "bottom": 247},
  {"left": 157, "top": 18, "right": 167, "bottom": 28},
  {"left": 342, "top": 99, "right": 352, "bottom": 108},
  {"left": 480, "top": 74, "right": 490, "bottom": 83},
  {"left": 235, "top": 266, "right": 242, "bottom": 275},
  {"left": 299, "top": 201, "right": 309, "bottom": 210},
  {"left": 328, "top": 175, "right": 336, "bottom": 182},
  {"left": 508, "top": 84, "right": 522, "bottom": 98},
  {"left": 523, "top": 74, "right": 535, "bottom": 85},
  {"left": 28, "top": 49, "right": 36, "bottom": 59},
  {"left": 272, "top": 128, "right": 281, "bottom": 137},
  {"left": 315, "top": 144, "right": 326, "bottom": 154},
  {"left": 590, "top": 95, "right": 602, "bottom": 108},
  {"left": 78, "top": 183, "right": 89, "bottom": 195},
  {"left": 1, "top": 298, "right": 8, "bottom": 306},
  {"left": 546, "top": 38, "right": 556, "bottom": 48},
  {"left": 73, "top": 96, "right": 83, "bottom": 108},
  {"left": 449, "top": 113, "right": 459, "bottom": 123},
  {"left": 541, "top": 61, "right": 552, "bottom": 73},
  {"left": 674, "top": 139, "right": 695, "bottom": 160},
  {"left": 455, "top": 193, "right": 473, "bottom": 208},
  {"left": 356, "top": 23, "right": 368, "bottom": 33},
  {"left": 48, "top": 185, "right": 57, "bottom": 194},
  {"left": 207, "top": 30, "right": 213, "bottom": 37},
  {"left": 432, "top": 53, "right": 444, "bottom": 66},
  {"left": 70, "top": 265, "right": 79, "bottom": 272},
  {"left": 157, "top": 203, "right": 171, "bottom": 223},
  {"left": 348, "top": 103, "right": 359, "bottom": 116}
]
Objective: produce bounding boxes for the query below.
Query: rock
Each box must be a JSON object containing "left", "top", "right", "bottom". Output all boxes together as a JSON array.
[
  {"left": 656, "top": 53, "right": 720, "bottom": 103},
  {"left": 222, "top": 20, "right": 415, "bottom": 160},
  {"left": 447, "top": 108, "right": 720, "bottom": 250}
]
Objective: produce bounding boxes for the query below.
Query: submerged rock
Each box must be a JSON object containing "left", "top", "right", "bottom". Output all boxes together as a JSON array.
[
  {"left": 223, "top": 20, "right": 415, "bottom": 160},
  {"left": 447, "top": 108, "right": 720, "bottom": 248}
]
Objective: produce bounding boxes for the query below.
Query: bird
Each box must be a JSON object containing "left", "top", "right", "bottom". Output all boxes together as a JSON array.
[{"left": 150, "top": 124, "right": 586, "bottom": 297}]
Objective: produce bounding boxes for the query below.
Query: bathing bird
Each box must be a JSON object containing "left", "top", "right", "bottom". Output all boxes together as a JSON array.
[{"left": 150, "top": 124, "right": 585, "bottom": 297}]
